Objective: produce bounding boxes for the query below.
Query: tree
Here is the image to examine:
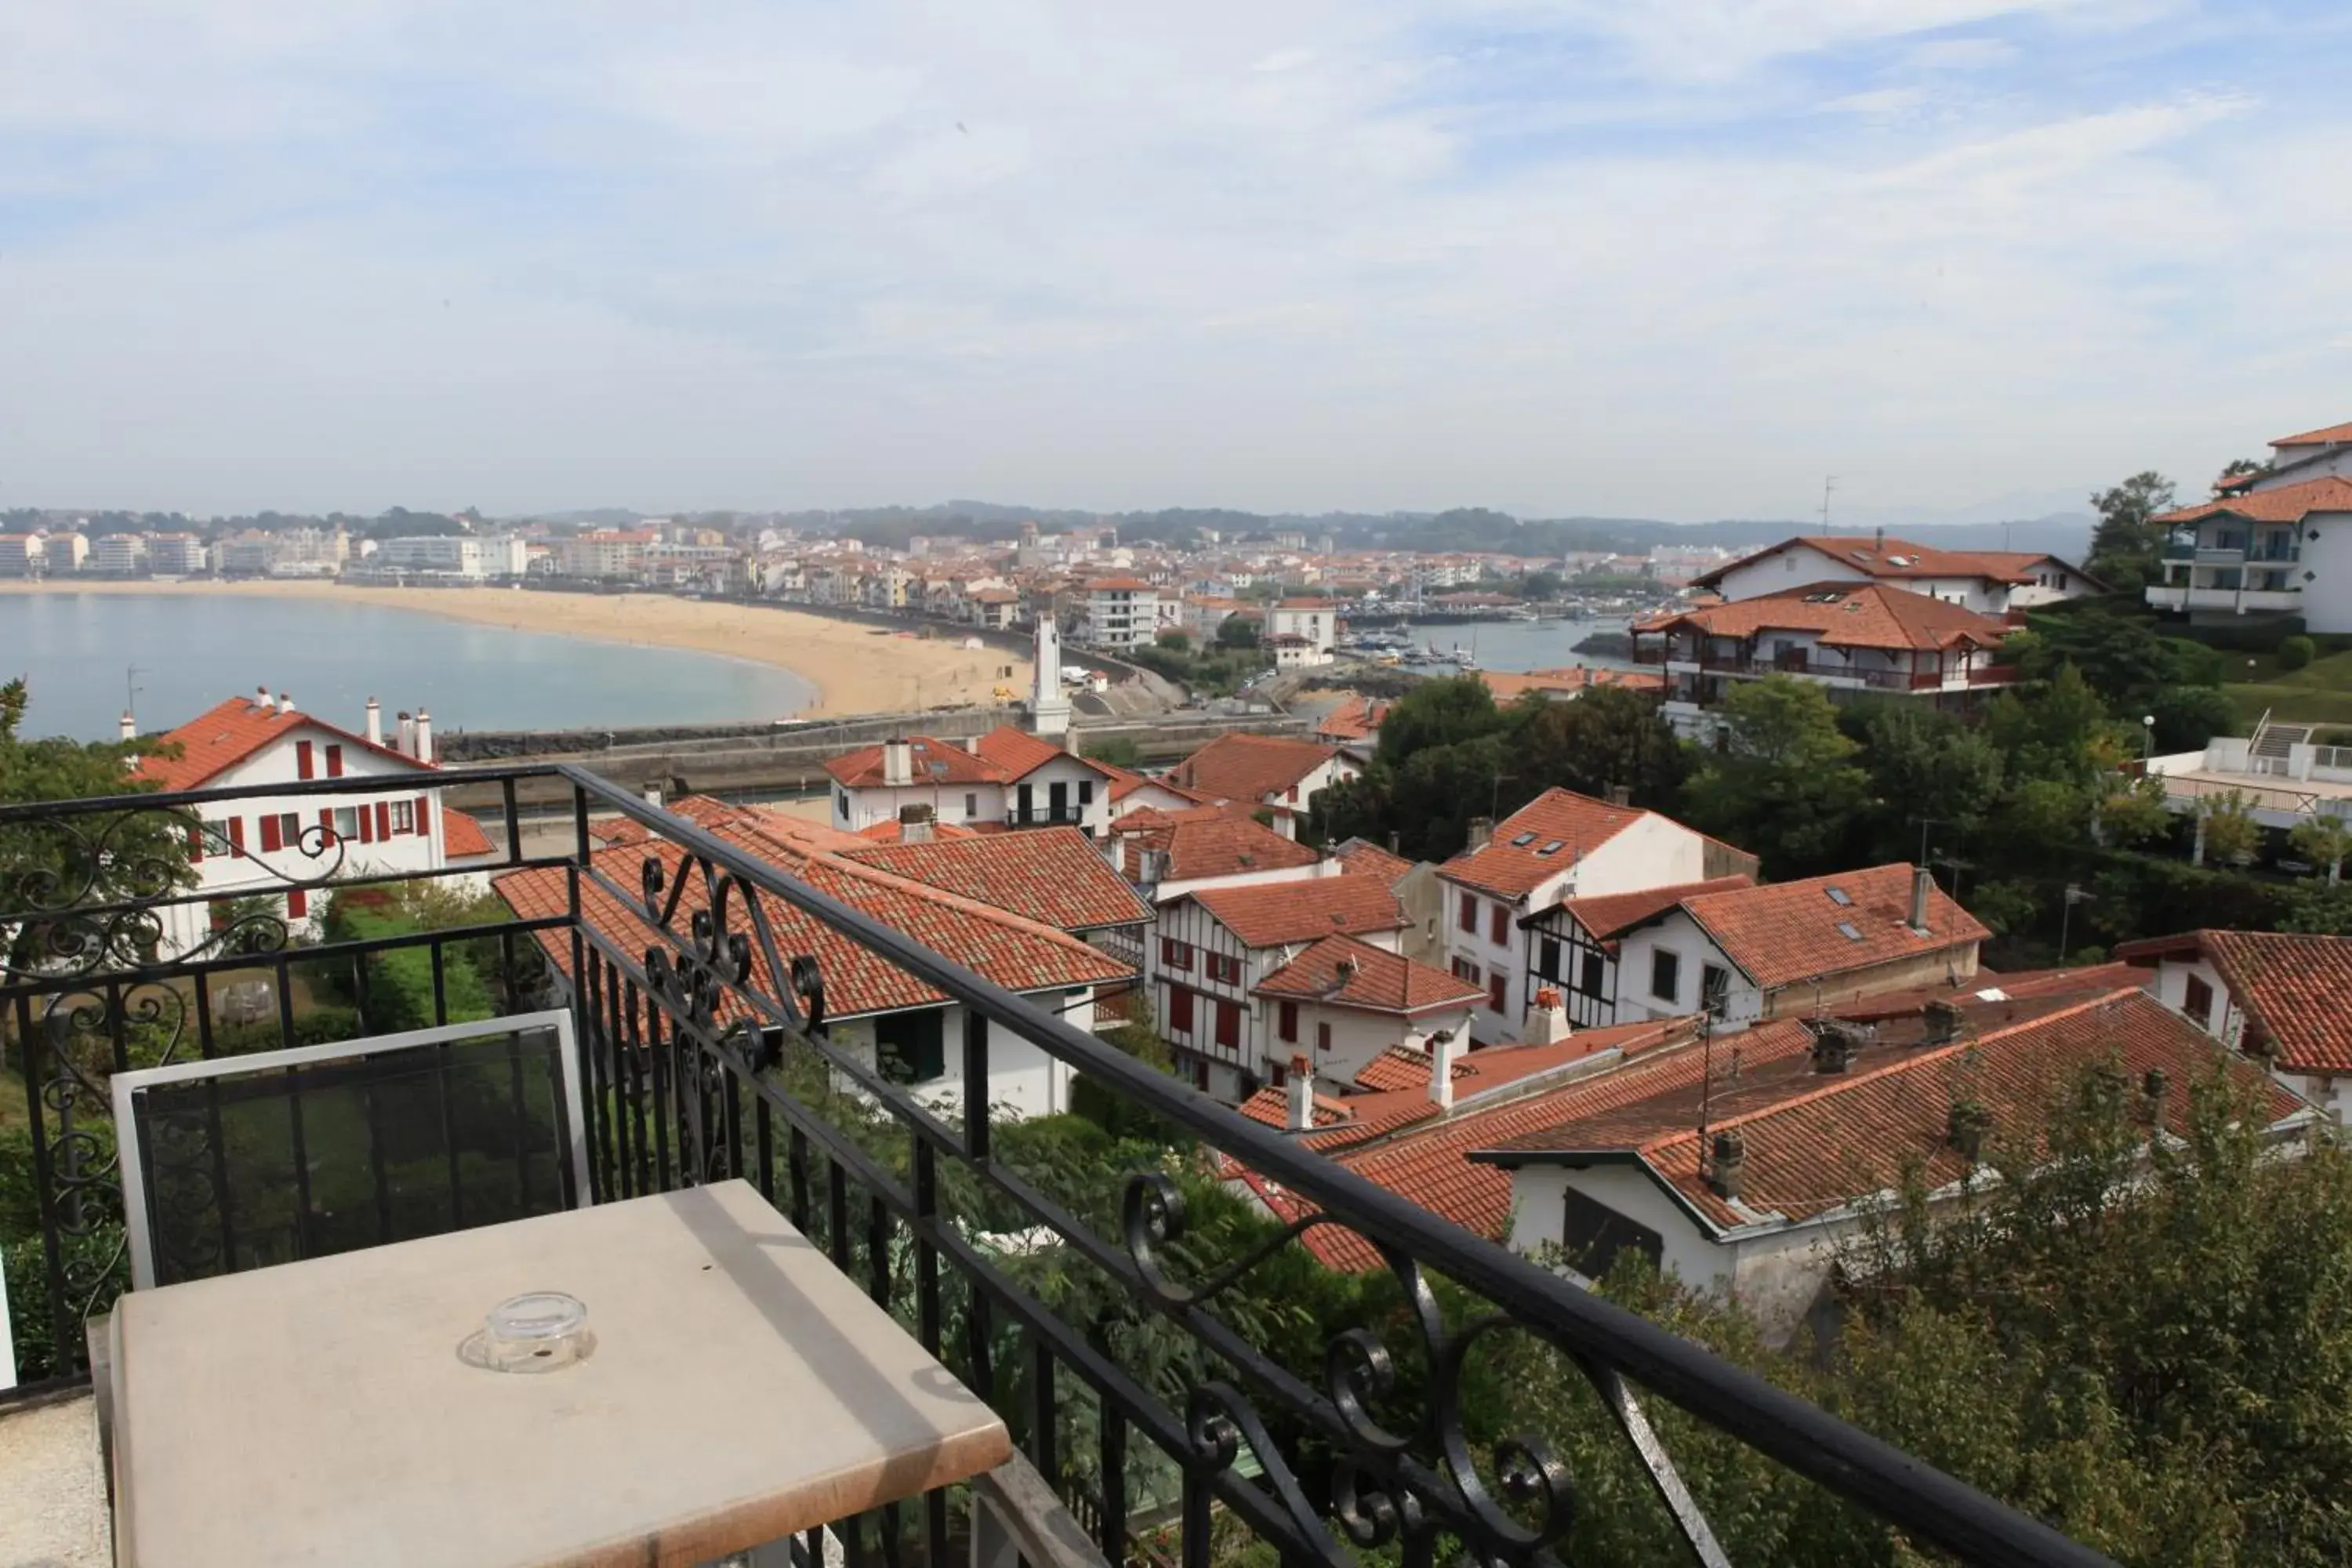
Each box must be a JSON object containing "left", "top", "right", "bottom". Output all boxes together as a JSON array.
[
  {"left": 1844, "top": 702, "right": 2004, "bottom": 858},
  {"left": 1374, "top": 675, "right": 1504, "bottom": 768},
  {"left": 0, "top": 679, "right": 194, "bottom": 973},
  {"left": 1984, "top": 665, "right": 2128, "bottom": 788},
  {"left": 1681, "top": 677, "right": 1870, "bottom": 874},
  {"left": 2085, "top": 470, "right": 2179, "bottom": 590},
  {"left": 1508, "top": 685, "right": 1686, "bottom": 808},
  {"left": 2012, "top": 604, "right": 2222, "bottom": 711},
  {"left": 1214, "top": 616, "right": 1260, "bottom": 650},
  {"left": 2099, "top": 775, "right": 2176, "bottom": 848},
  {"left": 2198, "top": 789, "right": 2262, "bottom": 868},
  {"left": 1155, "top": 628, "right": 1190, "bottom": 652},
  {"left": 2216, "top": 456, "right": 2270, "bottom": 494},
  {"left": 1519, "top": 570, "right": 1564, "bottom": 601},
  {"left": 2290, "top": 814, "right": 2352, "bottom": 886},
  {"left": 1084, "top": 734, "right": 1142, "bottom": 770}
]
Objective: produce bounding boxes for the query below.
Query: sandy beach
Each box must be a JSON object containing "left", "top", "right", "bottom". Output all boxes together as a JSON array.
[{"left": 0, "top": 580, "right": 1029, "bottom": 718}]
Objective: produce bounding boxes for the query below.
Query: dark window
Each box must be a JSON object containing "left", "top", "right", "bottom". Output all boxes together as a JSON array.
[
  {"left": 1160, "top": 938, "right": 1192, "bottom": 971},
  {"left": 1488, "top": 973, "right": 1508, "bottom": 1013},
  {"left": 1277, "top": 1000, "right": 1298, "bottom": 1042},
  {"left": 1050, "top": 781, "right": 1069, "bottom": 820},
  {"left": 1018, "top": 782, "right": 1034, "bottom": 823},
  {"left": 1214, "top": 1000, "right": 1240, "bottom": 1050},
  {"left": 1316, "top": 1021, "right": 1331, "bottom": 1053},
  {"left": 1489, "top": 903, "right": 1508, "bottom": 944},
  {"left": 1700, "top": 964, "right": 1731, "bottom": 1016},
  {"left": 1167, "top": 986, "right": 1194, "bottom": 1033},
  {"left": 1207, "top": 953, "right": 1242, "bottom": 985},
  {"left": 1579, "top": 951, "right": 1607, "bottom": 999},
  {"left": 1451, "top": 956, "right": 1481, "bottom": 984},
  {"left": 1650, "top": 949, "right": 1679, "bottom": 1004},
  {"left": 965, "top": 793, "right": 978, "bottom": 818},
  {"left": 1458, "top": 891, "right": 1476, "bottom": 931},
  {"left": 2183, "top": 974, "right": 2216, "bottom": 1030},
  {"left": 875, "top": 1008, "right": 947, "bottom": 1083},
  {"left": 1078, "top": 780, "right": 1094, "bottom": 808},
  {"left": 1537, "top": 938, "right": 1561, "bottom": 982},
  {"left": 1562, "top": 1189, "right": 1664, "bottom": 1279}
]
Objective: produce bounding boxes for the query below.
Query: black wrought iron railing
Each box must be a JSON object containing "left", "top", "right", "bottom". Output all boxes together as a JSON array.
[{"left": 0, "top": 765, "right": 2113, "bottom": 1568}]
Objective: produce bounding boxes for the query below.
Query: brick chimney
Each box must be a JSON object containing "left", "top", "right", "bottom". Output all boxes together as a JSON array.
[
  {"left": 1909, "top": 864, "right": 1933, "bottom": 935},
  {"left": 1607, "top": 784, "right": 1632, "bottom": 808},
  {"left": 1285, "top": 1055, "right": 1314, "bottom": 1131},
  {"left": 1708, "top": 1131, "right": 1746, "bottom": 1200},
  {"left": 1465, "top": 816, "right": 1494, "bottom": 853},
  {"left": 1428, "top": 1030, "right": 1457, "bottom": 1110},
  {"left": 882, "top": 738, "right": 913, "bottom": 786},
  {"left": 365, "top": 698, "right": 383, "bottom": 747},
  {"left": 898, "top": 803, "right": 935, "bottom": 844}
]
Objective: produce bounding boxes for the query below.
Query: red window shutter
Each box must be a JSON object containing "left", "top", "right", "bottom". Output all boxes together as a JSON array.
[
  {"left": 358, "top": 804, "right": 374, "bottom": 843},
  {"left": 258, "top": 815, "right": 282, "bottom": 853},
  {"left": 188, "top": 823, "right": 205, "bottom": 862},
  {"left": 1458, "top": 892, "right": 1475, "bottom": 931},
  {"left": 320, "top": 808, "right": 335, "bottom": 843},
  {"left": 415, "top": 796, "right": 431, "bottom": 837},
  {"left": 287, "top": 888, "right": 308, "bottom": 920},
  {"left": 1167, "top": 985, "right": 1193, "bottom": 1033},
  {"left": 326, "top": 745, "right": 343, "bottom": 779},
  {"left": 1489, "top": 973, "right": 1508, "bottom": 1013},
  {"left": 226, "top": 817, "right": 245, "bottom": 858},
  {"left": 1214, "top": 1000, "right": 1240, "bottom": 1050},
  {"left": 1490, "top": 903, "right": 1508, "bottom": 944},
  {"left": 376, "top": 801, "right": 391, "bottom": 840},
  {"left": 295, "top": 740, "right": 313, "bottom": 780}
]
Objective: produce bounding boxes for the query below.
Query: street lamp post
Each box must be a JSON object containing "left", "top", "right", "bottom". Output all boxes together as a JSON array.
[
  {"left": 2142, "top": 713, "right": 2156, "bottom": 764},
  {"left": 2058, "top": 882, "right": 2092, "bottom": 964}
]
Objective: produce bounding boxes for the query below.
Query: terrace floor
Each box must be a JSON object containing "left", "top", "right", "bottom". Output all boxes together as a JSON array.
[{"left": 0, "top": 1391, "right": 111, "bottom": 1568}]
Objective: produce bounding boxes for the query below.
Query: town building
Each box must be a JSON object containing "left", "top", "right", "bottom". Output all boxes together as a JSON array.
[
  {"left": 1151, "top": 873, "right": 1409, "bottom": 1099},
  {"left": 85, "top": 533, "right": 147, "bottom": 575},
  {"left": 1080, "top": 577, "right": 1160, "bottom": 650},
  {"left": 1629, "top": 582, "right": 2021, "bottom": 739},
  {"left": 554, "top": 530, "right": 655, "bottom": 580},
  {"left": 129, "top": 690, "right": 463, "bottom": 957},
  {"left": 2140, "top": 720, "right": 2352, "bottom": 847},
  {"left": 1163, "top": 732, "right": 1357, "bottom": 840},
  {"left": 1249, "top": 936, "right": 1484, "bottom": 1091},
  {"left": 1690, "top": 534, "right": 2097, "bottom": 615},
  {"left": 2147, "top": 420, "right": 2352, "bottom": 626},
  {"left": 0, "top": 533, "right": 42, "bottom": 576},
  {"left": 1439, "top": 789, "right": 1757, "bottom": 1045},
  {"left": 2116, "top": 927, "right": 2352, "bottom": 1121},
  {"left": 1106, "top": 804, "right": 1325, "bottom": 902},
  {"left": 147, "top": 534, "right": 209, "bottom": 575},
  {"left": 377, "top": 535, "right": 485, "bottom": 578},
  {"left": 1530, "top": 862, "right": 1985, "bottom": 1031},
  {"left": 1267, "top": 600, "right": 1338, "bottom": 667},
  {"left": 497, "top": 804, "right": 1132, "bottom": 1120},
  {"left": 824, "top": 728, "right": 1114, "bottom": 838},
  {"left": 1471, "top": 983, "right": 2309, "bottom": 1344}
]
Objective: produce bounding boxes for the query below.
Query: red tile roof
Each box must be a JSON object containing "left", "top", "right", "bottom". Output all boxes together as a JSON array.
[
  {"left": 1679, "top": 863, "right": 1987, "bottom": 991},
  {"left": 1087, "top": 576, "right": 1155, "bottom": 591},
  {"left": 823, "top": 734, "right": 1004, "bottom": 788},
  {"left": 973, "top": 727, "right": 1098, "bottom": 782},
  {"left": 1312, "top": 694, "right": 1390, "bottom": 742},
  {"left": 1635, "top": 582, "right": 2013, "bottom": 653},
  {"left": 2114, "top": 929, "right": 2352, "bottom": 1073},
  {"left": 1110, "top": 811, "right": 1318, "bottom": 882},
  {"left": 1184, "top": 874, "right": 1404, "bottom": 949},
  {"left": 1330, "top": 838, "right": 1415, "bottom": 887},
  {"left": 2272, "top": 419, "right": 2352, "bottom": 447},
  {"left": 495, "top": 818, "right": 1129, "bottom": 1022},
  {"left": 1233, "top": 1018, "right": 1708, "bottom": 1269},
  {"left": 1438, "top": 787, "right": 1650, "bottom": 899},
  {"left": 1479, "top": 989, "right": 2309, "bottom": 1233},
  {"left": 1555, "top": 875, "right": 1755, "bottom": 940},
  {"left": 855, "top": 818, "right": 982, "bottom": 843},
  {"left": 1479, "top": 666, "right": 1665, "bottom": 702},
  {"left": 1253, "top": 934, "right": 1483, "bottom": 1014},
  {"left": 132, "top": 695, "right": 431, "bottom": 792},
  {"left": 1167, "top": 732, "right": 1339, "bottom": 807},
  {"left": 1096, "top": 762, "right": 1218, "bottom": 809},
  {"left": 442, "top": 810, "right": 495, "bottom": 859},
  {"left": 1691, "top": 535, "right": 2035, "bottom": 592},
  {"left": 2154, "top": 477, "right": 2352, "bottom": 528},
  {"left": 842, "top": 827, "right": 1151, "bottom": 933}
]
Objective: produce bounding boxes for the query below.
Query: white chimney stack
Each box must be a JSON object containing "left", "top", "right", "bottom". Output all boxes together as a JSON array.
[
  {"left": 882, "top": 738, "right": 913, "bottom": 787},
  {"left": 255, "top": 684, "right": 271, "bottom": 710},
  {"left": 414, "top": 710, "right": 434, "bottom": 765},
  {"left": 365, "top": 698, "right": 383, "bottom": 746},
  {"left": 277, "top": 691, "right": 292, "bottom": 713},
  {"left": 1428, "top": 1031, "right": 1457, "bottom": 1110},
  {"left": 899, "top": 804, "right": 935, "bottom": 844},
  {"left": 643, "top": 782, "right": 665, "bottom": 808},
  {"left": 1285, "top": 1055, "right": 1314, "bottom": 1131},
  {"left": 396, "top": 710, "right": 416, "bottom": 757},
  {"left": 118, "top": 712, "right": 136, "bottom": 742}
]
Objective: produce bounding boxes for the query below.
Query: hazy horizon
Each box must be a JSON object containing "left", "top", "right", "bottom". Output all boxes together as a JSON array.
[{"left": 4, "top": 2, "right": 2346, "bottom": 521}]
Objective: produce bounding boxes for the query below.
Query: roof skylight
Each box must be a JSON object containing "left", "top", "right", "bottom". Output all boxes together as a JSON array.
[
  {"left": 1835, "top": 921, "right": 1864, "bottom": 942},
  {"left": 1825, "top": 887, "right": 1852, "bottom": 906}
]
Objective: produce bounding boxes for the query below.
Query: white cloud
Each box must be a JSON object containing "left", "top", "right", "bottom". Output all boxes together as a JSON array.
[{"left": 0, "top": 0, "right": 2343, "bottom": 519}]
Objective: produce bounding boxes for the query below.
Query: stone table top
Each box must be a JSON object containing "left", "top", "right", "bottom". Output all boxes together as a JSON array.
[{"left": 112, "top": 1179, "right": 1010, "bottom": 1567}]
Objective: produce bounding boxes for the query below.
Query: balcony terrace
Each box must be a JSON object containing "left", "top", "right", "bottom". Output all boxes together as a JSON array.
[{"left": 0, "top": 764, "right": 2108, "bottom": 1566}]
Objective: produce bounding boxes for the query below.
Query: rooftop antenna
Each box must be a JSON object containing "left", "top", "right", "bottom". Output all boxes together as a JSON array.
[
  {"left": 1820, "top": 476, "right": 1838, "bottom": 535},
  {"left": 125, "top": 664, "right": 144, "bottom": 728}
]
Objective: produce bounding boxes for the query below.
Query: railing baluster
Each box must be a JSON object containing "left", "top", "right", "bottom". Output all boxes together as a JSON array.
[
  {"left": 1029, "top": 1334, "right": 1057, "bottom": 1485},
  {"left": 827, "top": 1156, "right": 851, "bottom": 1274},
  {"left": 645, "top": 985, "right": 673, "bottom": 1192},
  {"left": 754, "top": 1095, "right": 776, "bottom": 1203},
  {"left": 867, "top": 1192, "right": 891, "bottom": 1307},
  {"left": 788, "top": 1125, "right": 811, "bottom": 1232},
  {"left": 962, "top": 1011, "right": 989, "bottom": 1162},
  {"left": 192, "top": 969, "right": 217, "bottom": 1059},
  {"left": 1100, "top": 1407, "right": 1127, "bottom": 1566},
  {"left": 430, "top": 943, "right": 448, "bottom": 1026}
]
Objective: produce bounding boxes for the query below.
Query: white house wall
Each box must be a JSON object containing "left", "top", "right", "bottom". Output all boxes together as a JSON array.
[
  {"left": 827, "top": 995, "right": 1081, "bottom": 1123},
  {"left": 1507, "top": 1164, "right": 1732, "bottom": 1297},
  {"left": 2293, "top": 514, "right": 2352, "bottom": 634}
]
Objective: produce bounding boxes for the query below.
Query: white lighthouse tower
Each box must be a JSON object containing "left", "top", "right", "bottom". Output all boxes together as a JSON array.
[{"left": 1031, "top": 614, "right": 1072, "bottom": 739}]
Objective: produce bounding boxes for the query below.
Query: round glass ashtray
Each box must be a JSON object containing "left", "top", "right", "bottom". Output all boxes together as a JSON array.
[{"left": 460, "top": 1290, "right": 595, "bottom": 1373}]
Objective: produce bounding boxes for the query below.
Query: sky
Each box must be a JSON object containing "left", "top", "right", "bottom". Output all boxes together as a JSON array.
[{"left": 2, "top": 1, "right": 2348, "bottom": 524}]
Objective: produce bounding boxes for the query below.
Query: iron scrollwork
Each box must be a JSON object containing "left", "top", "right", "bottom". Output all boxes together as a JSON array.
[{"left": 1119, "top": 1171, "right": 1603, "bottom": 1567}]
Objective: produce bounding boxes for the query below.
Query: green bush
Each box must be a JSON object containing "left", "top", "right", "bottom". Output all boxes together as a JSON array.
[{"left": 2279, "top": 634, "right": 2318, "bottom": 671}]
